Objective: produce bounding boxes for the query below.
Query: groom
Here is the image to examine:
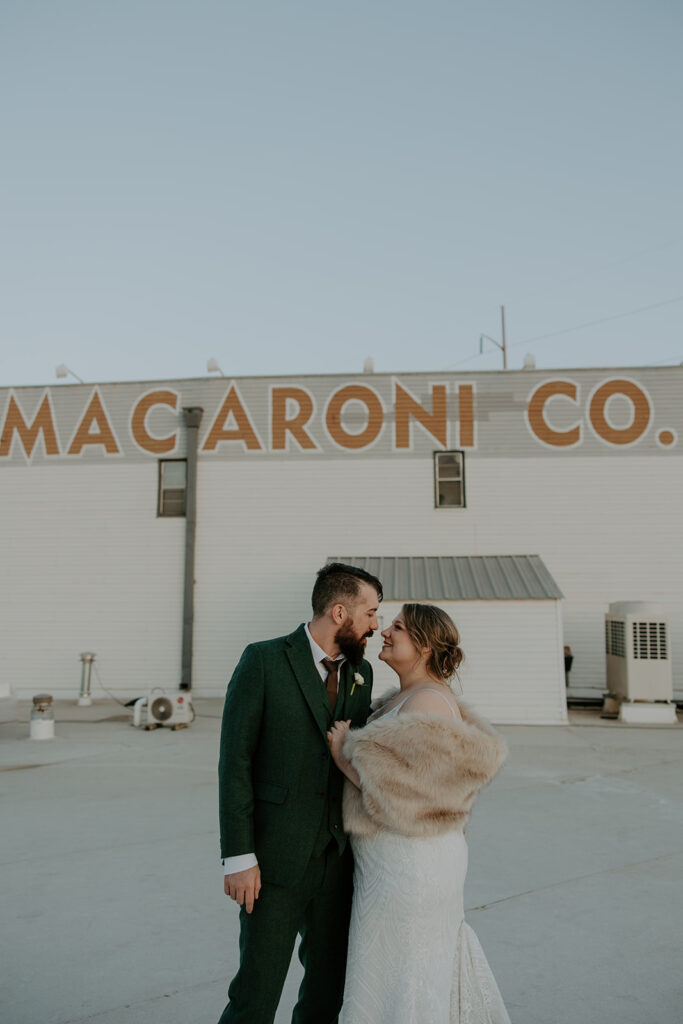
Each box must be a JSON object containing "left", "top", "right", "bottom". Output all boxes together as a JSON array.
[{"left": 217, "top": 562, "right": 382, "bottom": 1024}]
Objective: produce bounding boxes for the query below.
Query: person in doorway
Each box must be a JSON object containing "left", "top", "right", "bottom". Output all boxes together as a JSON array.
[
  {"left": 328, "top": 603, "right": 510, "bottom": 1024},
  {"left": 217, "top": 562, "right": 382, "bottom": 1024}
]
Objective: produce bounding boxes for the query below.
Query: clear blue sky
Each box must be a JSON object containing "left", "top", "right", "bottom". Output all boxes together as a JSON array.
[{"left": 1, "top": 0, "right": 682, "bottom": 386}]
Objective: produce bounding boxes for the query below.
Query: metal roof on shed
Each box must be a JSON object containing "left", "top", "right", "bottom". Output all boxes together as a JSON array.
[{"left": 326, "top": 555, "right": 563, "bottom": 601}]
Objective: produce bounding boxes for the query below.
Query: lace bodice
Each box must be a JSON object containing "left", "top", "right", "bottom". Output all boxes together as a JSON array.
[{"left": 368, "top": 686, "right": 460, "bottom": 722}]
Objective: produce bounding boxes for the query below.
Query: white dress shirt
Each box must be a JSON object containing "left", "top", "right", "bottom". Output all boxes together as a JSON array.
[{"left": 223, "top": 624, "right": 345, "bottom": 876}]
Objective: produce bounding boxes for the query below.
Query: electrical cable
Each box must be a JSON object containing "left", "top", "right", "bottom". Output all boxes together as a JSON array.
[
  {"left": 91, "top": 666, "right": 203, "bottom": 724},
  {"left": 442, "top": 292, "right": 683, "bottom": 370},
  {"left": 92, "top": 663, "right": 130, "bottom": 707},
  {"left": 508, "top": 294, "right": 683, "bottom": 351}
]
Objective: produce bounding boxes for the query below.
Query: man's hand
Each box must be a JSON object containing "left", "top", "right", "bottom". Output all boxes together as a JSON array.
[{"left": 224, "top": 864, "right": 262, "bottom": 914}]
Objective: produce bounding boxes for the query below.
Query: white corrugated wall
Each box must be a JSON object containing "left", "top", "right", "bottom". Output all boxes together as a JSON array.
[
  {"left": 192, "top": 455, "right": 682, "bottom": 706},
  {"left": 2, "top": 464, "right": 184, "bottom": 700},
  {"left": 365, "top": 600, "right": 566, "bottom": 725},
  {"left": 2, "top": 447, "right": 681, "bottom": 718}
]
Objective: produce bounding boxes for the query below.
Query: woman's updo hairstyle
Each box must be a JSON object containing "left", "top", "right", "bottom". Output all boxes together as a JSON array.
[{"left": 401, "top": 603, "right": 464, "bottom": 681}]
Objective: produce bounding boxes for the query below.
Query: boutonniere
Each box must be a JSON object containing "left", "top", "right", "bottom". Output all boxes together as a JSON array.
[{"left": 351, "top": 672, "right": 364, "bottom": 696}]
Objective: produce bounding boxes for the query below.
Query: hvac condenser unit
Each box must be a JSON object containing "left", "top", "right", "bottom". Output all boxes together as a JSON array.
[
  {"left": 132, "top": 690, "right": 195, "bottom": 730},
  {"left": 605, "top": 602, "right": 676, "bottom": 723}
]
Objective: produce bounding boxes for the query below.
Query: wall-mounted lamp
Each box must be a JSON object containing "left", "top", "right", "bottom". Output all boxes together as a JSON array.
[
  {"left": 206, "top": 358, "right": 225, "bottom": 377},
  {"left": 55, "top": 364, "right": 84, "bottom": 383}
]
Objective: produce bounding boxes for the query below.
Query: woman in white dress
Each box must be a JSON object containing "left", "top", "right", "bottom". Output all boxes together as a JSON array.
[{"left": 328, "top": 603, "right": 511, "bottom": 1024}]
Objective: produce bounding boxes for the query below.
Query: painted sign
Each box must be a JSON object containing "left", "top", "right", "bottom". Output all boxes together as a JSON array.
[{"left": 0, "top": 369, "right": 680, "bottom": 463}]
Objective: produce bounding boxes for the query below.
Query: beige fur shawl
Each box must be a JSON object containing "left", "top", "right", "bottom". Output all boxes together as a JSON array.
[{"left": 342, "top": 691, "right": 507, "bottom": 838}]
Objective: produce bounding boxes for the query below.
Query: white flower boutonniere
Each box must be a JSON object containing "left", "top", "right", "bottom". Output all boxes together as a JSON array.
[{"left": 351, "top": 672, "right": 364, "bottom": 696}]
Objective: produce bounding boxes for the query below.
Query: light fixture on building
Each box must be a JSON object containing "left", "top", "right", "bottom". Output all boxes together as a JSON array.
[
  {"left": 363, "top": 357, "right": 375, "bottom": 374},
  {"left": 523, "top": 353, "right": 536, "bottom": 370},
  {"left": 207, "top": 358, "right": 225, "bottom": 376},
  {"left": 55, "top": 364, "right": 84, "bottom": 383}
]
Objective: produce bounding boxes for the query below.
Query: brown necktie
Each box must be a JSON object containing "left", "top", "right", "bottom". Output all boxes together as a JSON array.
[{"left": 321, "top": 657, "right": 340, "bottom": 712}]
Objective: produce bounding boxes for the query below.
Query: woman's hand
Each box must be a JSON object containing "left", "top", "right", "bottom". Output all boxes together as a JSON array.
[
  {"left": 327, "top": 719, "right": 351, "bottom": 767},
  {"left": 327, "top": 720, "right": 361, "bottom": 789}
]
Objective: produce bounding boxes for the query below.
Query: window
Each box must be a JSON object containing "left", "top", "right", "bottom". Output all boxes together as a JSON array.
[
  {"left": 158, "top": 459, "right": 187, "bottom": 517},
  {"left": 434, "top": 451, "right": 465, "bottom": 508}
]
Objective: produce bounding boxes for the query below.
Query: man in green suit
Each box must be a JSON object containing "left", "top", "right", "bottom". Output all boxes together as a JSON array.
[{"left": 217, "top": 562, "right": 383, "bottom": 1024}]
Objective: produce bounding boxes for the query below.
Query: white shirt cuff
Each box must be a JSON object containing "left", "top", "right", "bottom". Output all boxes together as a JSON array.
[{"left": 223, "top": 852, "right": 258, "bottom": 875}]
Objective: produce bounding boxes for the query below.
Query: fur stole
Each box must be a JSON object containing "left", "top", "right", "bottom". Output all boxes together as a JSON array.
[{"left": 342, "top": 690, "right": 507, "bottom": 838}]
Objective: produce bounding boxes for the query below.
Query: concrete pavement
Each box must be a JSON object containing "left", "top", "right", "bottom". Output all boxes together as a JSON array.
[{"left": 1, "top": 697, "right": 681, "bottom": 1024}]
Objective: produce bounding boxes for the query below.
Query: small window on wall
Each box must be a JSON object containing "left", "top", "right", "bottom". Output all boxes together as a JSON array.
[
  {"left": 434, "top": 451, "right": 465, "bottom": 508},
  {"left": 158, "top": 459, "right": 187, "bottom": 517}
]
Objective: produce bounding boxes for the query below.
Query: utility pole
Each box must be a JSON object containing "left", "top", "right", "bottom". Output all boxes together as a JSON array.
[
  {"left": 479, "top": 305, "right": 508, "bottom": 369},
  {"left": 500, "top": 305, "right": 507, "bottom": 369}
]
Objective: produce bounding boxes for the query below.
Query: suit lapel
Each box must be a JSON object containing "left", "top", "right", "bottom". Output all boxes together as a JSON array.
[{"left": 285, "top": 624, "right": 330, "bottom": 739}]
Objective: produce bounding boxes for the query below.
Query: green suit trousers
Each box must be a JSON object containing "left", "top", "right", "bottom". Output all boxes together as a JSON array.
[{"left": 218, "top": 842, "right": 353, "bottom": 1024}]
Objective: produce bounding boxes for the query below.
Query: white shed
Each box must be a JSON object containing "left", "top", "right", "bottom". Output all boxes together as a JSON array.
[{"left": 330, "top": 555, "right": 568, "bottom": 725}]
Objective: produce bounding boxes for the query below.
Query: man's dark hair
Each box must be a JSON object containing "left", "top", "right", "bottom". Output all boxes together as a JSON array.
[{"left": 311, "top": 562, "right": 383, "bottom": 617}]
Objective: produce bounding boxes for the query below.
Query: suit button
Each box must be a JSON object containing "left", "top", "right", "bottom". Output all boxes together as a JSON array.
[
  {"left": 333, "top": 824, "right": 339, "bottom": 830},
  {"left": 316, "top": 790, "right": 324, "bottom": 797}
]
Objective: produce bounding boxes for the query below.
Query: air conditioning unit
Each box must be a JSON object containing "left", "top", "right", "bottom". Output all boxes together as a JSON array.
[
  {"left": 605, "top": 602, "right": 676, "bottom": 723},
  {"left": 132, "top": 690, "right": 195, "bottom": 730}
]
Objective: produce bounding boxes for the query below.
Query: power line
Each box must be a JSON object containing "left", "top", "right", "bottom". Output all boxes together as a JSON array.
[
  {"left": 509, "top": 294, "right": 683, "bottom": 350},
  {"left": 442, "top": 292, "right": 683, "bottom": 370},
  {"left": 645, "top": 353, "right": 683, "bottom": 366}
]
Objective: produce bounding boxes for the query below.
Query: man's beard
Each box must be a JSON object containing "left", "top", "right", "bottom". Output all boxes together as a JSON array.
[{"left": 335, "top": 620, "right": 372, "bottom": 667}]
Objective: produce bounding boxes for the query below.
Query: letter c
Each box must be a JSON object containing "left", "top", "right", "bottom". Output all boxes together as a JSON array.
[
  {"left": 527, "top": 380, "right": 581, "bottom": 448},
  {"left": 131, "top": 390, "right": 179, "bottom": 454}
]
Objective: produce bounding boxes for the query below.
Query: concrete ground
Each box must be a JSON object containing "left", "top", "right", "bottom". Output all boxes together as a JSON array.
[{"left": 1, "top": 697, "right": 681, "bottom": 1024}]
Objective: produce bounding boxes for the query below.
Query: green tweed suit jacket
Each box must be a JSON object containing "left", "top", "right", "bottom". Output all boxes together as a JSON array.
[{"left": 218, "top": 623, "right": 374, "bottom": 886}]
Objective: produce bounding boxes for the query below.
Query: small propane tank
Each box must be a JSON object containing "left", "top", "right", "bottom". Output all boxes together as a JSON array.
[{"left": 30, "top": 693, "right": 55, "bottom": 740}]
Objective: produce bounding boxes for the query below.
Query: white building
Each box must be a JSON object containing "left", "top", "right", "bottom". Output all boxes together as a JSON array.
[{"left": 1, "top": 366, "right": 680, "bottom": 724}]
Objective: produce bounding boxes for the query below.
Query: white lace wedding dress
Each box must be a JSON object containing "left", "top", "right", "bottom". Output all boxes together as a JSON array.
[{"left": 341, "top": 697, "right": 511, "bottom": 1024}]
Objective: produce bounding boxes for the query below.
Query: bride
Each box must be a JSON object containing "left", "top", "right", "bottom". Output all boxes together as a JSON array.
[{"left": 328, "top": 603, "right": 511, "bottom": 1024}]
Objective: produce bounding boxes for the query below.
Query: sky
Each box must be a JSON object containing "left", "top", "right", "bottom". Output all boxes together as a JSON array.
[{"left": 1, "top": 0, "right": 682, "bottom": 387}]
